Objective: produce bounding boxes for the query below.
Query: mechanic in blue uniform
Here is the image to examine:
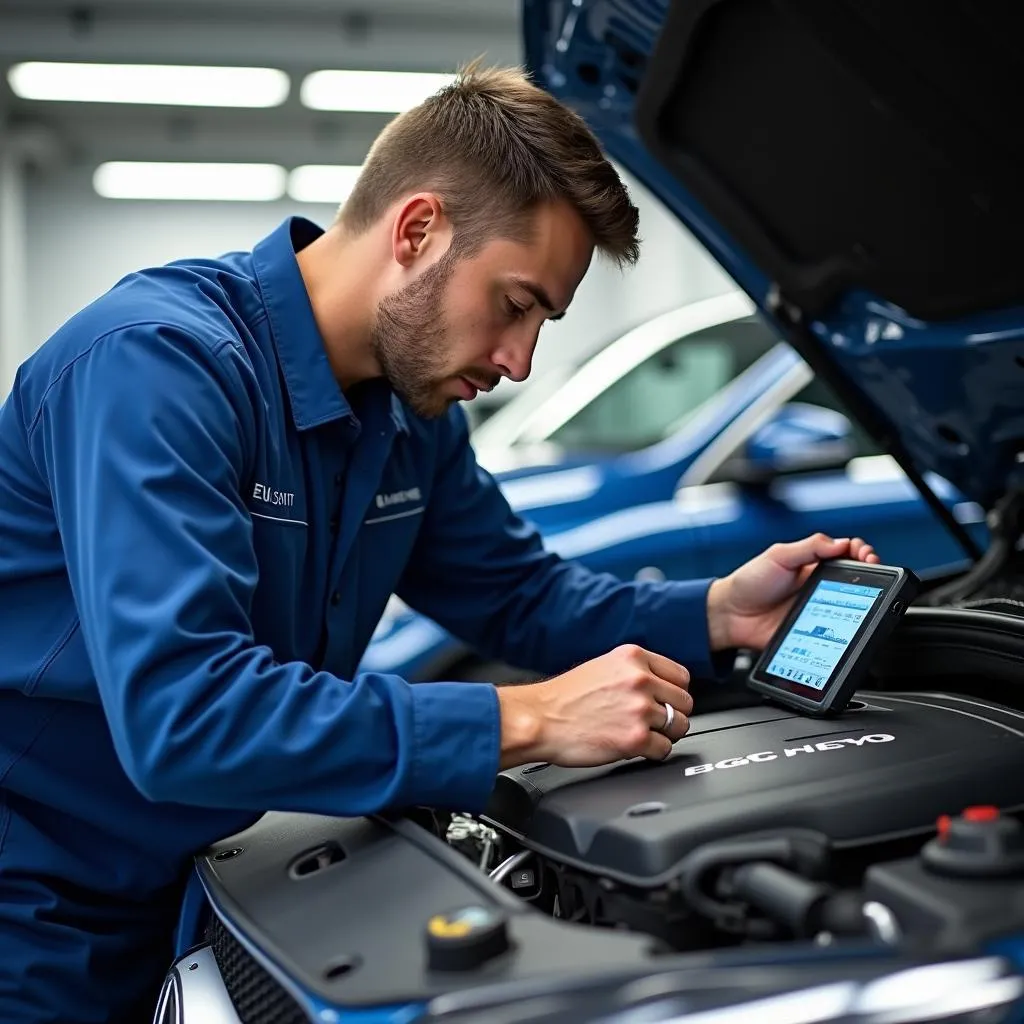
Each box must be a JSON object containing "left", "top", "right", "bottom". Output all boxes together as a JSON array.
[{"left": 0, "top": 64, "right": 878, "bottom": 1022}]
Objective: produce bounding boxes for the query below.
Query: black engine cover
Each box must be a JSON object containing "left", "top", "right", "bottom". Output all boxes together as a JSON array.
[{"left": 483, "top": 692, "right": 1024, "bottom": 887}]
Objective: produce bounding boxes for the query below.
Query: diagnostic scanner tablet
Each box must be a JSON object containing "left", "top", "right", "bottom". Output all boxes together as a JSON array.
[{"left": 747, "top": 559, "right": 919, "bottom": 716}]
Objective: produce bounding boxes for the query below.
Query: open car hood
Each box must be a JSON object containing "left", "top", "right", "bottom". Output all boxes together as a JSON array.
[{"left": 523, "top": 0, "right": 1024, "bottom": 550}]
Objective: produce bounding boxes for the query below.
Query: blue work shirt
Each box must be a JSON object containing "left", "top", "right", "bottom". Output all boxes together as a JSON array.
[{"left": 0, "top": 217, "right": 720, "bottom": 1022}]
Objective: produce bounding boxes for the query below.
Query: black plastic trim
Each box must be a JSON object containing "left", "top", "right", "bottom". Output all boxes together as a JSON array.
[{"left": 198, "top": 812, "right": 659, "bottom": 1009}]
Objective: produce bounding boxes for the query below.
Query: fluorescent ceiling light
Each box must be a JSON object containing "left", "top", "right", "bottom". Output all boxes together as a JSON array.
[
  {"left": 93, "top": 162, "right": 286, "bottom": 202},
  {"left": 288, "top": 165, "right": 363, "bottom": 205},
  {"left": 301, "top": 70, "right": 455, "bottom": 113},
  {"left": 8, "top": 62, "right": 289, "bottom": 108}
]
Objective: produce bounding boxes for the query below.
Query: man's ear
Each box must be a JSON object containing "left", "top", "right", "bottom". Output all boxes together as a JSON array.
[{"left": 391, "top": 193, "right": 449, "bottom": 268}]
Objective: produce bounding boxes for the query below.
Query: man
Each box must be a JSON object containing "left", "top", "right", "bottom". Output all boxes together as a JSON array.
[{"left": 0, "top": 63, "right": 877, "bottom": 1021}]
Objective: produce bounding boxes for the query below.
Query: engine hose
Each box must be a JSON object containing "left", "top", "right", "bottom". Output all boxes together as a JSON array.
[
  {"left": 922, "top": 532, "right": 1011, "bottom": 607},
  {"left": 680, "top": 835, "right": 827, "bottom": 928},
  {"left": 922, "top": 489, "right": 1024, "bottom": 607},
  {"left": 729, "top": 862, "right": 833, "bottom": 937}
]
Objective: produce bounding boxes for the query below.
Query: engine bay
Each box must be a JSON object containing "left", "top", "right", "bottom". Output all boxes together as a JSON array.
[
  {"left": 192, "top": 604, "right": 1024, "bottom": 1022},
  {"left": 432, "top": 549, "right": 1024, "bottom": 962},
  {"left": 443, "top": 682, "right": 1024, "bottom": 957}
]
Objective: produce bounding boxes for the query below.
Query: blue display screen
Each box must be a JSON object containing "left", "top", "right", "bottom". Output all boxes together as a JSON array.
[{"left": 765, "top": 579, "right": 883, "bottom": 691}]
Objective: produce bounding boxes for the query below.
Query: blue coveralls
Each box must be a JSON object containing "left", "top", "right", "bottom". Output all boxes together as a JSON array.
[{"left": 0, "top": 217, "right": 721, "bottom": 1022}]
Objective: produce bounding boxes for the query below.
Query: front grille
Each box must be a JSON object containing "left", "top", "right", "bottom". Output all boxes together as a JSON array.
[{"left": 209, "top": 914, "right": 309, "bottom": 1024}]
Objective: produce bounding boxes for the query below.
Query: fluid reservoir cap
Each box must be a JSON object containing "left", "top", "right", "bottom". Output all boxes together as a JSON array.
[
  {"left": 924, "top": 807, "right": 1024, "bottom": 878},
  {"left": 963, "top": 805, "right": 1001, "bottom": 823},
  {"left": 425, "top": 905, "right": 510, "bottom": 972}
]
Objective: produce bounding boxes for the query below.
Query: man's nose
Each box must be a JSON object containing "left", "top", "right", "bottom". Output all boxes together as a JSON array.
[{"left": 492, "top": 334, "right": 537, "bottom": 384}]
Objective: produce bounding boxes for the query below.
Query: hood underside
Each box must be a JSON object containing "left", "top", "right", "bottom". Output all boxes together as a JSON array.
[{"left": 524, "top": 0, "right": 1024, "bottom": 524}]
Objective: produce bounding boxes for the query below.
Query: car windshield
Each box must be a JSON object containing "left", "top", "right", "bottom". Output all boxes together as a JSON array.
[{"left": 543, "top": 315, "right": 778, "bottom": 455}]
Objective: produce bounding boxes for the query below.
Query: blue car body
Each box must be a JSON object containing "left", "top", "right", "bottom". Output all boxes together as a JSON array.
[{"left": 517, "top": 0, "right": 1024, "bottom": 515}]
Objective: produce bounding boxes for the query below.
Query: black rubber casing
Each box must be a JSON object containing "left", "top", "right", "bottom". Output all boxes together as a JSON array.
[{"left": 747, "top": 560, "right": 919, "bottom": 716}]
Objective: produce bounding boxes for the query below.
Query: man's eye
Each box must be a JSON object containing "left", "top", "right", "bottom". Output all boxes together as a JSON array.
[{"left": 504, "top": 299, "right": 527, "bottom": 319}]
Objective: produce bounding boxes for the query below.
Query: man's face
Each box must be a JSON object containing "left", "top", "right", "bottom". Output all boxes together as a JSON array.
[{"left": 370, "top": 200, "right": 594, "bottom": 419}]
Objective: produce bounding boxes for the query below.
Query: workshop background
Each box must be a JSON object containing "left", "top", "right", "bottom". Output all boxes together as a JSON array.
[{"left": 0, "top": 0, "right": 733, "bottom": 402}]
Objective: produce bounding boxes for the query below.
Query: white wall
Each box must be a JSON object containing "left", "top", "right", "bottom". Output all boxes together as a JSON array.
[
  {"left": 23, "top": 169, "right": 340, "bottom": 358},
  {"left": 0, "top": 147, "right": 29, "bottom": 398},
  {"left": 18, "top": 164, "right": 734, "bottom": 392}
]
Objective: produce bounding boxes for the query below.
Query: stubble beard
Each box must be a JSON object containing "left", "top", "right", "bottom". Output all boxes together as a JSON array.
[{"left": 370, "top": 253, "right": 458, "bottom": 419}]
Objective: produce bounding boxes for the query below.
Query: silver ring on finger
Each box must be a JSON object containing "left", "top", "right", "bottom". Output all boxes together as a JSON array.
[{"left": 659, "top": 701, "right": 675, "bottom": 734}]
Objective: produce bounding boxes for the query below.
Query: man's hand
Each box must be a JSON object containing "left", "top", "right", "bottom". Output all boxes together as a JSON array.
[
  {"left": 496, "top": 644, "right": 692, "bottom": 769},
  {"left": 706, "top": 533, "right": 878, "bottom": 652}
]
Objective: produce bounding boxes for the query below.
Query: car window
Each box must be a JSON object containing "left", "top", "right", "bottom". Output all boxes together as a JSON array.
[
  {"left": 790, "top": 377, "right": 881, "bottom": 458},
  {"left": 547, "top": 316, "right": 779, "bottom": 454}
]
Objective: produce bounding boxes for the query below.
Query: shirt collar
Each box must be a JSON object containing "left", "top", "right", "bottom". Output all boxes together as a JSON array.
[
  {"left": 389, "top": 392, "right": 409, "bottom": 434},
  {"left": 251, "top": 216, "right": 409, "bottom": 435}
]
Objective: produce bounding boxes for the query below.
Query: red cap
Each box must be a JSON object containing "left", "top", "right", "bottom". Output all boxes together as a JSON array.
[
  {"left": 936, "top": 814, "right": 952, "bottom": 840},
  {"left": 963, "top": 805, "right": 1000, "bottom": 823}
]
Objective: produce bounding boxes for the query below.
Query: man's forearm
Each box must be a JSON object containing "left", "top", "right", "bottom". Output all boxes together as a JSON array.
[{"left": 478, "top": 560, "right": 727, "bottom": 682}]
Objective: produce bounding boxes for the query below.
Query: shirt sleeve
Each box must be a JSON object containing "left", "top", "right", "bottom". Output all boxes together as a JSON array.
[
  {"left": 397, "top": 406, "right": 732, "bottom": 680},
  {"left": 27, "top": 324, "right": 499, "bottom": 815}
]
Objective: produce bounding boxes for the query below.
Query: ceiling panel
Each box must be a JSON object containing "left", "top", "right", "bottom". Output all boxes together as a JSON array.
[
  {"left": 0, "top": 0, "right": 517, "bottom": 21},
  {"left": 0, "top": 1, "right": 524, "bottom": 171}
]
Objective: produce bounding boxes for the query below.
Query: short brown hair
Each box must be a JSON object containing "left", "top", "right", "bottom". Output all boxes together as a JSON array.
[{"left": 336, "top": 59, "right": 640, "bottom": 268}]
